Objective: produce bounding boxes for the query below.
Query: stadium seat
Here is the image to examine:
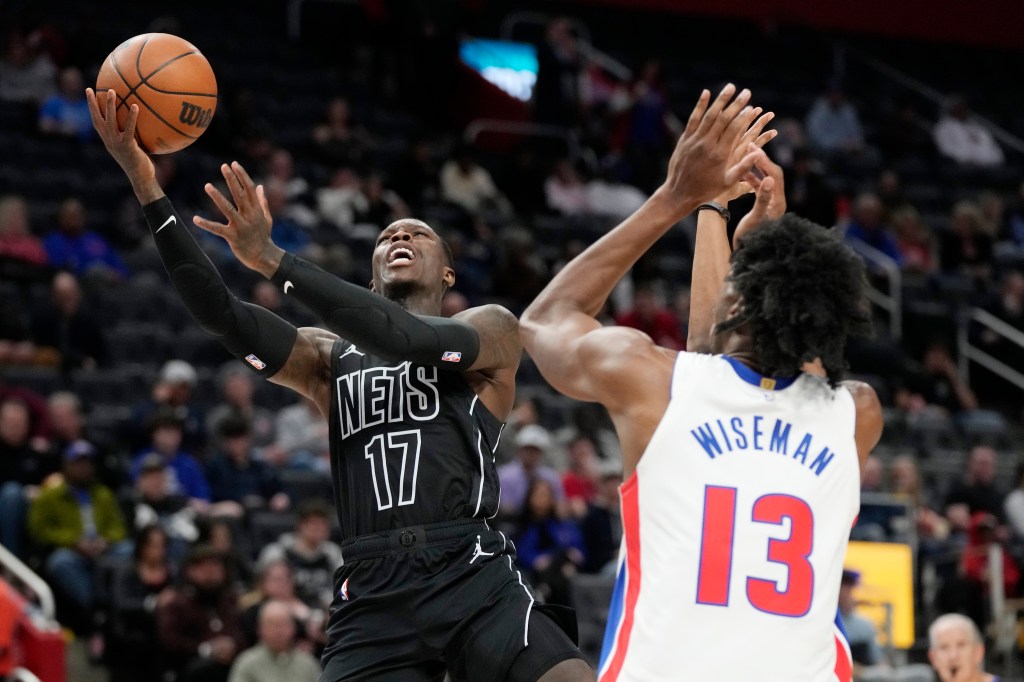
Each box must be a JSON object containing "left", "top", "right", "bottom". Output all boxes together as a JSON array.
[
  {"left": 248, "top": 509, "right": 298, "bottom": 556},
  {"left": 279, "top": 470, "right": 334, "bottom": 505}
]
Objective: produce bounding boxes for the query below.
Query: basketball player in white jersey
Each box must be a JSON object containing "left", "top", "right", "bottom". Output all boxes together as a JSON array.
[{"left": 521, "top": 83, "right": 883, "bottom": 681}]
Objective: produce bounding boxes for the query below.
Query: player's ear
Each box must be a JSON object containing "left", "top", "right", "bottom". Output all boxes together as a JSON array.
[{"left": 442, "top": 266, "right": 455, "bottom": 289}]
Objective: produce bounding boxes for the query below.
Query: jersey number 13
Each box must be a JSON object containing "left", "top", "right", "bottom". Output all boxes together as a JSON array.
[{"left": 695, "top": 485, "right": 814, "bottom": 617}]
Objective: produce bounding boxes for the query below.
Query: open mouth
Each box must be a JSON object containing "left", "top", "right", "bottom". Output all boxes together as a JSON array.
[{"left": 387, "top": 245, "right": 416, "bottom": 266}]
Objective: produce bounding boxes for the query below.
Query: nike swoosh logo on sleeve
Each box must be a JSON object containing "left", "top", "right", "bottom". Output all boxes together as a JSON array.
[
  {"left": 283, "top": 281, "right": 294, "bottom": 294},
  {"left": 155, "top": 215, "right": 176, "bottom": 233}
]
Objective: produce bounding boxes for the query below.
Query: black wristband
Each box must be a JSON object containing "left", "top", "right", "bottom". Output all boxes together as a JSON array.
[
  {"left": 696, "top": 201, "right": 731, "bottom": 223},
  {"left": 270, "top": 252, "right": 298, "bottom": 289}
]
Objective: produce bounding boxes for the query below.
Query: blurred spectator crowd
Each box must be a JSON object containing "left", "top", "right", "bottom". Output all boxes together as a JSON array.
[{"left": 0, "top": 0, "right": 1022, "bottom": 679}]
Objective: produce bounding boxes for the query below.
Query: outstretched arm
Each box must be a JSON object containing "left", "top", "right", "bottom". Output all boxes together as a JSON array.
[
  {"left": 521, "top": 84, "right": 760, "bottom": 407},
  {"left": 86, "top": 88, "right": 334, "bottom": 410},
  {"left": 191, "top": 160, "right": 516, "bottom": 375}
]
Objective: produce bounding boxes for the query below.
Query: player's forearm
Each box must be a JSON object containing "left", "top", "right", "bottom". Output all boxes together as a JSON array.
[
  {"left": 524, "top": 190, "right": 685, "bottom": 323},
  {"left": 141, "top": 197, "right": 297, "bottom": 378},
  {"left": 268, "top": 253, "right": 480, "bottom": 368},
  {"left": 687, "top": 210, "right": 731, "bottom": 352}
]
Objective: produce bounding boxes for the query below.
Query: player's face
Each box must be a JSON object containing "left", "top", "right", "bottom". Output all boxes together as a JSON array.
[
  {"left": 371, "top": 220, "right": 454, "bottom": 297},
  {"left": 929, "top": 625, "right": 984, "bottom": 682}
]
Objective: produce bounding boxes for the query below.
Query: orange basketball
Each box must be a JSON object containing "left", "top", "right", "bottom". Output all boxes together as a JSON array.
[{"left": 96, "top": 33, "right": 217, "bottom": 154}]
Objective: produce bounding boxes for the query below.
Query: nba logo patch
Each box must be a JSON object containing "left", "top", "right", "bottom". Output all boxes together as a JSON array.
[
  {"left": 340, "top": 578, "right": 350, "bottom": 601},
  {"left": 245, "top": 354, "right": 267, "bottom": 370},
  {"left": 441, "top": 351, "right": 462, "bottom": 363}
]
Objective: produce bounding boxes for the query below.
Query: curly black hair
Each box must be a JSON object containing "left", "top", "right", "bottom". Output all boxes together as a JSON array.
[{"left": 719, "top": 214, "right": 873, "bottom": 386}]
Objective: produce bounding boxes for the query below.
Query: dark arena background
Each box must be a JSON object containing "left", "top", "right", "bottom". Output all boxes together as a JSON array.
[{"left": 0, "top": 0, "right": 1023, "bottom": 680}]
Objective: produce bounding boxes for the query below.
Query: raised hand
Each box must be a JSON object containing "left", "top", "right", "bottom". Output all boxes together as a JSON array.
[
  {"left": 192, "top": 161, "right": 283, "bottom": 277},
  {"left": 715, "top": 110, "right": 777, "bottom": 204},
  {"left": 85, "top": 88, "right": 160, "bottom": 203},
  {"left": 732, "top": 146, "right": 787, "bottom": 248},
  {"left": 654, "top": 83, "right": 763, "bottom": 220}
]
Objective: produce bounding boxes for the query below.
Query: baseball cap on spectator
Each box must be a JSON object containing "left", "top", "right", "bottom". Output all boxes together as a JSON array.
[
  {"left": 138, "top": 452, "right": 166, "bottom": 473},
  {"left": 159, "top": 359, "right": 198, "bottom": 387},
  {"left": 514, "top": 425, "right": 552, "bottom": 451},
  {"left": 64, "top": 439, "right": 95, "bottom": 462},
  {"left": 841, "top": 568, "right": 861, "bottom": 586}
]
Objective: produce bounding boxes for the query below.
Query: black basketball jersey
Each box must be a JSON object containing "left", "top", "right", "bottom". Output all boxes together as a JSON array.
[{"left": 327, "top": 339, "right": 504, "bottom": 539}]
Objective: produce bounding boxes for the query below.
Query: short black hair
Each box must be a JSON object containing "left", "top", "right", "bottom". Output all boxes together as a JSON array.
[
  {"left": 723, "top": 215, "right": 872, "bottom": 386},
  {"left": 439, "top": 233, "right": 454, "bottom": 269},
  {"left": 218, "top": 414, "right": 251, "bottom": 439},
  {"left": 297, "top": 500, "right": 332, "bottom": 522}
]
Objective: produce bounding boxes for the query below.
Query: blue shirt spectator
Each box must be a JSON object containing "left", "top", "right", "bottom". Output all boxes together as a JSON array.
[
  {"left": 205, "top": 416, "right": 288, "bottom": 510},
  {"left": 131, "top": 408, "right": 210, "bottom": 503},
  {"left": 845, "top": 193, "right": 904, "bottom": 266},
  {"left": 44, "top": 198, "right": 129, "bottom": 279},
  {"left": 39, "top": 68, "right": 93, "bottom": 140}
]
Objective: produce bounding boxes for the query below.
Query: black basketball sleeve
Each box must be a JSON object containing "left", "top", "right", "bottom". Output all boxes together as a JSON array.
[
  {"left": 270, "top": 252, "right": 480, "bottom": 369},
  {"left": 141, "top": 197, "right": 297, "bottom": 378}
]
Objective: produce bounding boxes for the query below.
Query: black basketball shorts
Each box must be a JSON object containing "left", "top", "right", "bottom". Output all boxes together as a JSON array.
[{"left": 320, "top": 519, "right": 585, "bottom": 681}]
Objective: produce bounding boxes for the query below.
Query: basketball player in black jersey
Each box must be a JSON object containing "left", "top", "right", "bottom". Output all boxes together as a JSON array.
[{"left": 87, "top": 87, "right": 590, "bottom": 681}]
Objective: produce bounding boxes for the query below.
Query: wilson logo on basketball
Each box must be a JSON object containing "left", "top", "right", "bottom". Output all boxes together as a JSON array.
[{"left": 178, "top": 101, "right": 213, "bottom": 129}]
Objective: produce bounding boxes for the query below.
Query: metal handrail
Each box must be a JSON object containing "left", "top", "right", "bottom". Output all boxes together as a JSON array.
[
  {"left": 957, "top": 307, "right": 1024, "bottom": 391},
  {"left": 845, "top": 236, "right": 903, "bottom": 340},
  {"left": 0, "top": 542, "right": 55, "bottom": 621},
  {"left": 463, "top": 119, "right": 581, "bottom": 159}
]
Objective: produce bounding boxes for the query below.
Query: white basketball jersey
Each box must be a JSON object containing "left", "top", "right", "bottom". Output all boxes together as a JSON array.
[{"left": 599, "top": 352, "right": 860, "bottom": 682}]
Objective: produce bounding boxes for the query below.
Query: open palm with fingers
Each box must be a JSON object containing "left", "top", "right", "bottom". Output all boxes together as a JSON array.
[{"left": 192, "top": 162, "right": 283, "bottom": 276}]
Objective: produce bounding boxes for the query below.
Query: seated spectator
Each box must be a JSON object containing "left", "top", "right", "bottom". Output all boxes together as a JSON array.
[
  {"left": 129, "top": 359, "right": 207, "bottom": 454},
  {"left": 877, "top": 99, "right": 935, "bottom": 162},
  {"left": 784, "top": 149, "right": 836, "bottom": 228},
  {"left": 928, "top": 613, "right": 998, "bottom": 682},
  {"left": 132, "top": 408, "right": 212, "bottom": 507},
  {"left": 28, "top": 441, "right": 126, "bottom": 617},
  {"left": 38, "top": 67, "right": 92, "bottom": 140},
  {"left": 316, "top": 167, "right": 368, "bottom": 230},
  {"left": 978, "top": 271, "right": 1024, "bottom": 372},
  {"left": 121, "top": 453, "right": 198, "bottom": 560},
  {"left": 198, "top": 517, "right": 253, "bottom": 591},
  {"left": 0, "top": 397, "right": 59, "bottom": 557},
  {"left": 238, "top": 559, "right": 325, "bottom": 651},
  {"left": 0, "top": 289, "right": 36, "bottom": 366},
  {"left": 206, "top": 364, "right": 277, "bottom": 450},
  {"left": 562, "top": 433, "right": 599, "bottom": 518},
  {"left": 805, "top": 82, "right": 866, "bottom": 155},
  {"left": 440, "top": 145, "right": 511, "bottom": 216},
  {"left": 579, "top": 462, "right": 622, "bottom": 575},
  {"left": 892, "top": 206, "right": 937, "bottom": 274},
  {"left": 838, "top": 569, "right": 884, "bottom": 672},
  {"left": 270, "top": 397, "right": 329, "bottom": 471},
  {"left": 261, "top": 148, "right": 311, "bottom": 203},
  {"left": 157, "top": 546, "right": 244, "bottom": 682},
  {"left": 44, "top": 391, "right": 117, "bottom": 491},
  {"left": 584, "top": 167, "right": 647, "bottom": 220},
  {"left": 945, "top": 446, "right": 1005, "bottom": 521},
  {"left": 933, "top": 96, "right": 1004, "bottom": 168},
  {"left": 228, "top": 600, "right": 321, "bottom": 682},
  {"left": 491, "top": 229, "right": 549, "bottom": 313},
  {"left": 43, "top": 197, "right": 129, "bottom": 280},
  {"left": 257, "top": 502, "right": 343, "bottom": 611},
  {"left": 900, "top": 342, "right": 978, "bottom": 416},
  {"left": 205, "top": 416, "right": 289, "bottom": 511},
  {"left": 515, "top": 479, "right": 585, "bottom": 608},
  {"left": 544, "top": 159, "right": 589, "bottom": 215},
  {"left": 0, "top": 31, "right": 56, "bottom": 105},
  {"left": 310, "top": 96, "right": 372, "bottom": 169},
  {"left": 497, "top": 425, "right": 564, "bottom": 519},
  {"left": 0, "top": 195, "right": 50, "bottom": 281},
  {"left": 890, "top": 455, "right": 950, "bottom": 549},
  {"left": 102, "top": 525, "right": 174, "bottom": 682},
  {"left": 0, "top": 377, "right": 50, "bottom": 439},
  {"left": 940, "top": 201, "right": 994, "bottom": 281},
  {"left": 354, "top": 174, "right": 409, "bottom": 229},
  {"left": 844, "top": 193, "right": 903, "bottom": 266},
  {"left": 262, "top": 180, "right": 315, "bottom": 252},
  {"left": 32, "top": 271, "right": 108, "bottom": 370},
  {"left": 615, "top": 283, "right": 685, "bottom": 350},
  {"left": 960, "top": 512, "right": 1019, "bottom": 624}
]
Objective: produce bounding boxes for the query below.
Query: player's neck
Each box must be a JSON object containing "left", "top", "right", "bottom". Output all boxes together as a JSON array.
[{"left": 383, "top": 284, "right": 442, "bottom": 315}]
